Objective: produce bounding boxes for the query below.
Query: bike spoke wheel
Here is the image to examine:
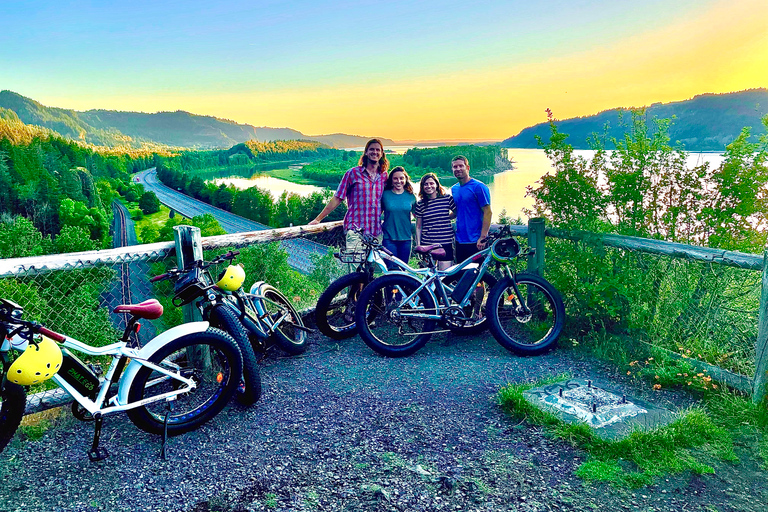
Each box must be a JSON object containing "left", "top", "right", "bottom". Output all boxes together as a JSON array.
[
  {"left": 355, "top": 274, "right": 436, "bottom": 358},
  {"left": 0, "top": 382, "right": 26, "bottom": 453},
  {"left": 487, "top": 274, "right": 565, "bottom": 356},
  {"left": 315, "top": 272, "right": 369, "bottom": 340},
  {"left": 126, "top": 329, "right": 242, "bottom": 436},
  {"left": 260, "top": 286, "right": 308, "bottom": 355}
]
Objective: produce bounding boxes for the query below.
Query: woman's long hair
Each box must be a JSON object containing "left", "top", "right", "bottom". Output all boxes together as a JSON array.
[
  {"left": 385, "top": 166, "right": 414, "bottom": 194},
  {"left": 359, "top": 138, "right": 389, "bottom": 174},
  {"left": 418, "top": 173, "right": 445, "bottom": 201}
]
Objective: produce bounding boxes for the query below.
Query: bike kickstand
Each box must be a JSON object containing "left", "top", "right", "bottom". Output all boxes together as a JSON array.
[
  {"left": 88, "top": 414, "right": 109, "bottom": 462},
  {"left": 160, "top": 401, "right": 173, "bottom": 460}
]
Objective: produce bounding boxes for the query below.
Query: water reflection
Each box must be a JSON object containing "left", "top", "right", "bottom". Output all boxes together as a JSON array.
[{"left": 210, "top": 149, "right": 726, "bottom": 221}]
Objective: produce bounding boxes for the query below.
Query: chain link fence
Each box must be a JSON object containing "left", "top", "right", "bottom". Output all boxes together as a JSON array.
[
  {"left": 1, "top": 223, "right": 345, "bottom": 415},
  {"left": 6, "top": 219, "right": 765, "bottom": 415},
  {"left": 541, "top": 232, "right": 761, "bottom": 389}
]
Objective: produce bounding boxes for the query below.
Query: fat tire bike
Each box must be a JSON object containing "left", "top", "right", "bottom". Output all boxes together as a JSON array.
[
  {"left": 315, "top": 231, "right": 494, "bottom": 340},
  {"left": 354, "top": 224, "right": 565, "bottom": 358},
  {"left": 155, "top": 251, "right": 310, "bottom": 402},
  {"left": 0, "top": 297, "right": 242, "bottom": 460}
]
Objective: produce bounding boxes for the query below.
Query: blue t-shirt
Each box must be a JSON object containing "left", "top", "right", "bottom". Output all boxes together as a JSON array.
[{"left": 451, "top": 178, "right": 491, "bottom": 243}]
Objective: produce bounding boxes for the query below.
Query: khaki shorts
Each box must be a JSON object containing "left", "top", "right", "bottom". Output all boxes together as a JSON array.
[{"left": 345, "top": 231, "right": 382, "bottom": 252}]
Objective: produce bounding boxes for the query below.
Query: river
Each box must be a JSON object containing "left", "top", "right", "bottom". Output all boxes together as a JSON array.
[{"left": 211, "top": 149, "right": 726, "bottom": 221}]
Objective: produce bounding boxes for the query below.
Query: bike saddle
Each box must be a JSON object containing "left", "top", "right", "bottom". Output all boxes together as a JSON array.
[
  {"left": 114, "top": 299, "right": 164, "bottom": 320},
  {"left": 414, "top": 245, "right": 447, "bottom": 259}
]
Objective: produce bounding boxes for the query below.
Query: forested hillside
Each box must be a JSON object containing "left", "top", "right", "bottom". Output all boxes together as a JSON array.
[
  {"left": 502, "top": 89, "right": 768, "bottom": 151},
  {"left": 0, "top": 112, "right": 158, "bottom": 257},
  {"left": 0, "top": 90, "right": 395, "bottom": 149}
]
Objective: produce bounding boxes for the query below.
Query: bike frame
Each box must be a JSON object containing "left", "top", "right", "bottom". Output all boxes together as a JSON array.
[
  {"left": 385, "top": 243, "right": 524, "bottom": 322},
  {"left": 47, "top": 322, "right": 210, "bottom": 416}
]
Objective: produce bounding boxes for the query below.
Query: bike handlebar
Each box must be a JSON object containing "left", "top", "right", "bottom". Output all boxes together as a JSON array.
[
  {"left": 153, "top": 250, "right": 241, "bottom": 281},
  {"left": 38, "top": 325, "right": 66, "bottom": 342}
]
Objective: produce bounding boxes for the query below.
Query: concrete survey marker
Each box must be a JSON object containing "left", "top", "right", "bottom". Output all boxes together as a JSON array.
[{"left": 523, "top": 377, "right": 677, "bottom": 440}]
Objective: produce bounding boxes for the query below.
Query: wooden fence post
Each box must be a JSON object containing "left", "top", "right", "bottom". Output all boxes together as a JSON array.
[
  {"left": 528, "top": 217, "right": 546, "bottom": 277},
  {"left": 753, "top": 248, "right": 768, "bottom": 404},
  {"left": 174, "top": 225, "right": 204, "bottom": 323}
]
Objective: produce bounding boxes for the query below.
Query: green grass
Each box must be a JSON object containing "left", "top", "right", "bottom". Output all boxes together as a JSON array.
[
  {"left": 267, "top": 167, "right": 330, "bottom": 187},
  {"left": 133, "top": 204, "right": 182, "bottom": 243},
  {"left": 504, "top": 331, "right": 768, "bottom": 486},
  {"left": 497, "top": 376, "right": 736, "bottom": 488}
]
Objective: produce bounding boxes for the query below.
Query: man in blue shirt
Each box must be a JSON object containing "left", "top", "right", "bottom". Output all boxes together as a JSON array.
[{"left": 451, "top": 155, "right": 492, "bottom": 264}]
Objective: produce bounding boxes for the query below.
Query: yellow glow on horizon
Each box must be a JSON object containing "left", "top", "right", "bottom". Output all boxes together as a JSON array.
[{"left": 42, "top": 0, "right": 768, "bottom": 140}]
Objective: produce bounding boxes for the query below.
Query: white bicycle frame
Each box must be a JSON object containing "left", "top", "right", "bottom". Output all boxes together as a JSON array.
[{"left": 48, "top": 322, "right": 211, "bottom": 416}]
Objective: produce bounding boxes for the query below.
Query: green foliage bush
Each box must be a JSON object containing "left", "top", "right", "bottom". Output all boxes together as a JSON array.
[
  {"left": 529, "top": 110, "right": 768, "bottom": 373},
  {"left": 138, "top": 191, "right": 161, "bottom": 214}
]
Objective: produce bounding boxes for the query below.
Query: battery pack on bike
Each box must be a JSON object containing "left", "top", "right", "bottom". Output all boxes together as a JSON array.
[
  {"left": 451, "top": 268, "right": 479, "bottom": 302},
  {"left": 59, "top": 349, "right": 100, "bottom": 397}
]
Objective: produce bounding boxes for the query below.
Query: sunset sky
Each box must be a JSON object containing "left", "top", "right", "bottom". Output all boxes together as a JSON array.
[{"left": 2, "top": 0, "right": 766, "bottom": 141}]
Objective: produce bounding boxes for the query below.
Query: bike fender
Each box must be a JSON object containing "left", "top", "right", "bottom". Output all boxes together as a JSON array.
[
  {"left": 249, "top": 281, "right": 267, "bottom": 295},
  {"left": 116, "top": 321, "right": 210, "bottom": 405}
]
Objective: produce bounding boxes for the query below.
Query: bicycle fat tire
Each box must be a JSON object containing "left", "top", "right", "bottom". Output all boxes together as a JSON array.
[
  {"left": 259, "top": 285, "right": 308, "bottom": 355},
  {"left": 0, "top": 382, "right": 26, "bottom": 453},
  {"left": 208, "top": 304, "right": 262, "bottom": 406},
  {"left": 315, "top": 272, "right": 369, "bottom": 340},
  {"left": 355, "top": 273, "right": 436, "bottom": 358},
  {"left": 126, "top": 328, "right": 243, "bottom": 436},
  {"left": 440, "top": 273, "right": 497, "bottom": 335},
  {"left": 487, "top": 273, "right": 565, "bottom": 356}
]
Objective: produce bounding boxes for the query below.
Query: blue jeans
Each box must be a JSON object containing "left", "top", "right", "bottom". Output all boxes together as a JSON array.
[{"left": 382, "top": 239, "right": 412, "bottom": 270}]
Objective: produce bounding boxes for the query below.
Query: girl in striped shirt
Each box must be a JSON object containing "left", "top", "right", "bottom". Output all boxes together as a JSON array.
[{"left": 414, "top": 173, "right": 456, "bottom": 270}]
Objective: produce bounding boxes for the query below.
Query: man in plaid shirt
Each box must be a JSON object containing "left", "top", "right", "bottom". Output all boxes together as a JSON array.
[{"left": 309, "top": 138, "right": 389, "bottom": 250}]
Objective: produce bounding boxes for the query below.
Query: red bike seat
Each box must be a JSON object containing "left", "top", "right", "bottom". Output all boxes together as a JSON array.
[{"left": 114, "top": 299, "right": 164, "bottom": 319}]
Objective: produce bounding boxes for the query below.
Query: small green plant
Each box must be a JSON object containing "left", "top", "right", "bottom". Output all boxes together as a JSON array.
[
  {"left": 498, "top": 377, "right": 736, "bottom": 488},
  {"left": 304, "top": 490, "right": 319, "bottom": 509},
  {"left": 264, "top": 492, "right": 277, "bottom": 508},
  {"left": 18, "top": 420, "right": 52, "bottom": 441}
]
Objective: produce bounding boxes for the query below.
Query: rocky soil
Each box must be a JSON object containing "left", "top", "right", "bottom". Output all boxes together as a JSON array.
[{"left": 0, "top": 328, "right": 766, "bottom": 512}]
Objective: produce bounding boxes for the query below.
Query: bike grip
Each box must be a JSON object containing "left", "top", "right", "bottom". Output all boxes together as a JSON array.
[
  {"left": 225, "top": 250, "right": 240, "bottom": 259},
  {"left": 150, "top": 273, "right": 168, "bottom": 282},
  {"left": 38, "top": 326, "right": 66, "bottom": 342}
]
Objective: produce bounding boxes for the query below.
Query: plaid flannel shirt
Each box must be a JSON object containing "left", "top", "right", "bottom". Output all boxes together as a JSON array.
[{"left": 335, "top": 166, "right": 388, "bottom": 236}]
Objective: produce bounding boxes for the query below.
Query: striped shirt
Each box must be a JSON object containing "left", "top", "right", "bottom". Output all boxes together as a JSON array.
[
  {"left": 335, "top": 166, "right": 388, "bottom": 236},
  {"left": 414, "top": 194, "right": 456, "bottom": 245}
]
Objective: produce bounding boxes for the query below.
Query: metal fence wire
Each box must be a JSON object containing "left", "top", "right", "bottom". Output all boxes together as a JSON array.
[
  {"left": 541, "top": 237, "right": 760, "bottom": 379},
  {"left": 0, "top": 223, "right": 346, "bottom": 415}
]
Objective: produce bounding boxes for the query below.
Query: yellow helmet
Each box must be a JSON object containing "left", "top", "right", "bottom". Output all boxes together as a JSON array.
[
  {"left": 7, "top": 336, "right": 63, "bottom": 386},
  {"left": 215, "top": 264, "right": 245, "bottom": 292}
]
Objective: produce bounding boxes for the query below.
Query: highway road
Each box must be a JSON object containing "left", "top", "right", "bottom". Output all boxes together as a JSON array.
[{"left": 135, "top": 168, "right": 331, "bottom": 273}]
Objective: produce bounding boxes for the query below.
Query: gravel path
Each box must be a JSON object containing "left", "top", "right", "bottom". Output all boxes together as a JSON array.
[{"left": 1, "top": 329, "right": 766, "bottom": 512}]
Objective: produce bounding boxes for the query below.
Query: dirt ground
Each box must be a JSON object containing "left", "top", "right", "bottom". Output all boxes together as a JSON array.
[{"left": 1, "top": 328, "right": 766, "bottom": 512}]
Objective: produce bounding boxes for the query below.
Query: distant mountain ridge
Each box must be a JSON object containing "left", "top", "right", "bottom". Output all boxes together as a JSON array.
[
  {"left": 0, "top": 90, "right": 394, "bottom": 149},
  {"left": 502, "top": 89, "right": 768, "bottom": 151}
]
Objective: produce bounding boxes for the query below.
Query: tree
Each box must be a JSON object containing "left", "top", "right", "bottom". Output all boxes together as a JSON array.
[
  {"left": 138, "top": 191, "right": 161, "bottom": 215},
  {"left": 58, "top": 198, "right": 110, "bottom": 245},
  {"left": 0, "top": 215, "right": 51, "bottom": 258},
  {"left": 53, "top": 224, "right": 100, "bottom": 253}
]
